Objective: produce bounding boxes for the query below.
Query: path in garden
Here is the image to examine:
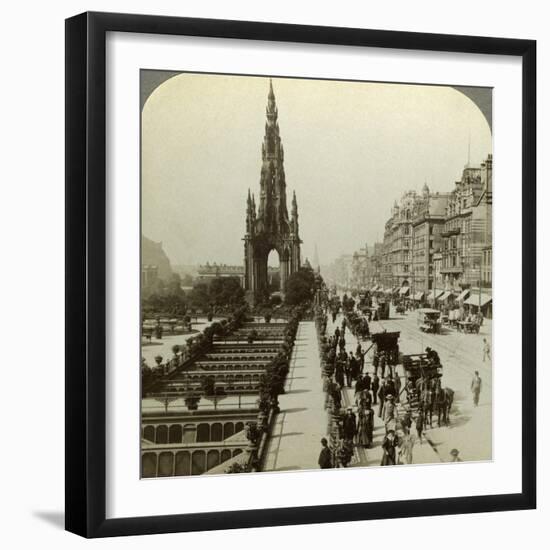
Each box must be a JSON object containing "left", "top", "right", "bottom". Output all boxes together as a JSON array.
[{"left": 263, "top": 321, "right": 328, "bottom": 472}]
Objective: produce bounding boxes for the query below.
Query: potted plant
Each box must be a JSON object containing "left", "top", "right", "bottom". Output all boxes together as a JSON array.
[{"left": 184, "top": 392, "right": 201, "bottom": 411}]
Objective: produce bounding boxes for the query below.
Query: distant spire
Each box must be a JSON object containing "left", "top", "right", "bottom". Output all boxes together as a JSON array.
[{"left": 313, "top": 243, "right": 320, "bottom": 269}]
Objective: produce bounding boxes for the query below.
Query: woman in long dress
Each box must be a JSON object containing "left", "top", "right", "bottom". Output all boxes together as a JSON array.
[
  {"left": 356, "top": 409, "right": 370, "bottom": 448},
  {"left": 398, "top": 433, "right": 415, "bottom": 465},
  {"left": 364, "top": 407, "right": 374, "bottom": 447}
]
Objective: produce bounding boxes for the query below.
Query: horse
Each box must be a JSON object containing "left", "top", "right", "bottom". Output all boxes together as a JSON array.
[
  {"left": 435, "top": 386, "right": 455, "bottom": 427},
  {"left": 421, "top": 386, "right": 436, "bottom": 427}
]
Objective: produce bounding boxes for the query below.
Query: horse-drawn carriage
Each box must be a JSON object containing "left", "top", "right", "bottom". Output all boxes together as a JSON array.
[
  {"left": 371, "top": 331, "right": 400, "bottom": 375},
  {"left": 401, "top": 353, "right": 453, "bottom": 427},
  {"left": 417, "top": 308, "right": 442, "bottom": 334}
]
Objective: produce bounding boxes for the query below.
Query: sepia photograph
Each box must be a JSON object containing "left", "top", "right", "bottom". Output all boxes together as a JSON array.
[{"left": 140, "top": 72, "right": 493, "bottom": 478}]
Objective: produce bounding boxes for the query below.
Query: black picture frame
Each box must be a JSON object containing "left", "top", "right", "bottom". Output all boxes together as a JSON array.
[{"left": 65, "top": 11, "right": 536, "bottom": 538}]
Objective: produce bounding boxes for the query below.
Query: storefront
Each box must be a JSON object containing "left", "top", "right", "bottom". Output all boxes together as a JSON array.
[{"left": 464, "top": 291, "right": 493, "bottom": 319}]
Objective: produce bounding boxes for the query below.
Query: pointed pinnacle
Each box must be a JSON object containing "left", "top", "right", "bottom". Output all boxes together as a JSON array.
[{"left": 269, "top": 78, "right": 274, "bottom": 98}]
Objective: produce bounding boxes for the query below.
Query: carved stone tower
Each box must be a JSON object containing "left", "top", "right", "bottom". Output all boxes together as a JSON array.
[{"left": 243, "top": 79, "right": 301, "bottom": 299}]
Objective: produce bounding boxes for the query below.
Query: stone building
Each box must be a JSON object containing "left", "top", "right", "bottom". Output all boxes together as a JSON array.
[
  {"left": 350, "top": 243, "right": 373, "bottom": 289},
  {"left": 410, "top": 184, "right": 451, "bottom": 294},
  {"left": 381, "top": 190, "right": 426, "bottom": 291},
  {"left": 370, "top": 242, "right": 384, "bottom": 287},
  {"left": 440, "top": 155, "right": 493, "bottom": 292}
]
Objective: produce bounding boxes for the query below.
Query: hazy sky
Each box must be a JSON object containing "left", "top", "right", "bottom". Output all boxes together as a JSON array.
[{"left": 142, "top": 73, "right": 492, "bottom": 267}]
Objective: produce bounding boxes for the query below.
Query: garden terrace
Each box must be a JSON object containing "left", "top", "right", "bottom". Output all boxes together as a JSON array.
[
  {"left": 202, "top": 351, "right": 279, "bottom": 362},
  {"left": 161, "top": 373, "right": 265, "bottom": 393},
  {"left": 192, "top": 359, "right": 273, "bottom": 370},
  {"left": 209, "top": 342, "right": 282, "bottom": 352}
]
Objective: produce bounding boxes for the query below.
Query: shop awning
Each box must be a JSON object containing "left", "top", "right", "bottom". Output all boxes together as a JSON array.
[
  {"left": 464, "top": 292, "right": 492, "bottom": 307},
  {"left": 437, "top": 291, "right": 454, "bottom": 302},
  {"left": 427, "top": 289, "right": 445, "bottom": 301},
  {"left": 399, "top": 286, "right": 410, "bottom": 296},
  {"left": 392, "top": 286, "right": 400, "bottom": 294},
  {"left": 413, "top": 291, "right": 424, "bottom": 301},
  {"left": 456, "top": 289, "right": 470, "bottom": 302}
]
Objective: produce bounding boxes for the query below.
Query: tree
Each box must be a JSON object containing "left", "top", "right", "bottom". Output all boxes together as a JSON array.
[{"left": 284, "top": 266, "right": 317, "bottom": 305}]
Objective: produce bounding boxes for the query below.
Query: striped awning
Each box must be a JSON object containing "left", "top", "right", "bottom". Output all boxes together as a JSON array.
[
  {"left": 464, "top": 292, "right": 492, "bottom": 307},
  {"left": 437, "top": 291, "right": 454, "bottom": 302},
  {"left": 456, "top": 289, "right": 470, "bottom": 302},
  {"left": 427, "top": 289, "right": 445, "bottom": 301},
  {"left": 413, "top": 291, "right": 424, "bottom": 301},
  {"left": 399, "top": 286, "right": 410, "bottom": 295}
]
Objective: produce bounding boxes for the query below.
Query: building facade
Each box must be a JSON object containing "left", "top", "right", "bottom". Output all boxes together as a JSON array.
[
  {"left": 440, "top": 155, "right": 493, "bottom": 292},
  {"left": 410, "top": 185, "right": 450, "bottom": 294}
]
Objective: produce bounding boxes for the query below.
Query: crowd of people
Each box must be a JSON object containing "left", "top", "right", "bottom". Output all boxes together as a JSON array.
[
  {"left": 318, "top": 297, "right": 485, "bottom": 470},
  {"left": 320, "top": 313, "right": 428, "bottom": 468}
]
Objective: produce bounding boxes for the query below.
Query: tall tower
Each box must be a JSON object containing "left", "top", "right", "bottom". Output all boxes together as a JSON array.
[{"left": 243, "top": 80, "right": 302, "bottom": 300}]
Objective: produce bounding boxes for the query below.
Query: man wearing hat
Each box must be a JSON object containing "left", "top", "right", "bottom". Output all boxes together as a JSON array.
[
  {"left": 449, "top": 448, "right": 462, "bottom": 462},
  {"left": 380, "top": 429, "right": 398, "bottom": 466},
  {"left": 471, "top": 371, "right": 482, "bottom": 406},
  {"left": 318, "top": 437, "right": 333, "bottom": 469},
  {"left": 426, "top": 346, "right": 440, "bottom": 366}
]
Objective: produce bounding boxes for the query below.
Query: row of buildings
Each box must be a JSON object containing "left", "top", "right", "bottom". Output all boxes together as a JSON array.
[{"left": 334, "top": 154, "right": 492, "bottom": 308}]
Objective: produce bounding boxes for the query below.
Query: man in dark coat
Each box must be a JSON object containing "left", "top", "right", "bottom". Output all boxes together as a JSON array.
[
  {"left": 334, "top": 360, "right": 345, "bottom": 389},
  {"left": 380, "top": 430, "right": 398, "bottom": 466},
  {"left": 354, "top": 374, "right": 366, "bottom": 395},
  {"left": 363, "top": 371, "right": 372, "bottom": 392},
  {"left": 344, "top": 358, "right": 354, "bottom": 388},
  {"left": 342, "top": 407, "right": 357, "bottom": 441},
  {"left": 318, "top": 437, "right": 333, "bottom": 469}
]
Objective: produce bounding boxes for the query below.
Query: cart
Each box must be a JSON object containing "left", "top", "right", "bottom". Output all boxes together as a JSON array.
[
  {"left": 401, "top": 353, "right": 443, "bottom": 413},
  {"left": 417, "top": 308, "right": 441, "bottom": 334}
]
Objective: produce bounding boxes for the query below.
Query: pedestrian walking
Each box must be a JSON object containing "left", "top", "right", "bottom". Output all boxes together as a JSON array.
[
  {"left": 483, "top": 338, "right": 491, "bottom": 362},
  {"left": 449, "top": 448, "right": 462, "bottom": 462},
  {"left": 471, "top": 371, "right": 482, "bottom": 406},
  {"left": 318, "top": 438, "right": 333, "bottom": 469},
  {"left": 382, "top": 394, "right": 396, "bottom": 429},
  {"left": 363, "top": 371, "right": 372, "bottom": 392},
  {"left": 398, "top": 432, "right": 415, "bottom": 465},
  {"left": 365, "top": 406, "right": 374, "bottom": 447},
  {"left": 345, "top": 357, "right": 354, "bottom": 387},
  {"left": 356, "top": 409, "right": 370, "bottom": 448},
  {"left": 381, "top": 430, "right": 398, "bottom": 466},
  {"left": 342, "top": 407, "right": 357, "bottom": 441},
  {"left": 415, "top": 410, "right": 425, "bottom": 444},
  {"left": 372, "top": 373, "right": 380, "bottom": 405},
  {"left": 379, "top": 351, "right": 387, "bottom": 378},
  {"left": 393, "top": 372, "right": 402, "bottom": 402}
]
